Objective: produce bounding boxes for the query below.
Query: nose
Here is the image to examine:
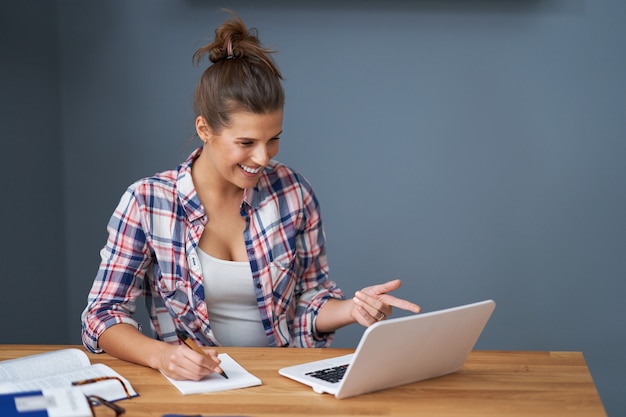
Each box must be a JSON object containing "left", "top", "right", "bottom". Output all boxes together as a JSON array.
[{"left": 252, "top": 144, "right": 270, "bottom": 166}]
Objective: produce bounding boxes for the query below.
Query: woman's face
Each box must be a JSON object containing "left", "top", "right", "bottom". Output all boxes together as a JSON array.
[{"left": 195, "top": 109, "right": 284, "bottom": 191}]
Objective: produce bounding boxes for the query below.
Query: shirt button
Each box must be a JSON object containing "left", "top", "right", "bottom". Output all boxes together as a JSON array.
[
  {"left": 247, "top": 249, "right": 254, "bottom": 255},
  {"left": 256, "top": 283, "right": 262, "bottom": 289}
]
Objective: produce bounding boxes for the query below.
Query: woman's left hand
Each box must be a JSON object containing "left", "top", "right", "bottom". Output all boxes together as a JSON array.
[{"left": 352, "top": 279, "right": 421, "bottom": 327}]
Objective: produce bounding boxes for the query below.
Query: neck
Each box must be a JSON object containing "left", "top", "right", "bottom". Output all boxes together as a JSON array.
[{"left": 191, "top": 149, "right": 244, "bottom": 203}]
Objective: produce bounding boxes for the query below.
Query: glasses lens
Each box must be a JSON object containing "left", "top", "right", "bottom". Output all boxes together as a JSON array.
[{"left": 88, "top": 396, "right": 125, "bottom": 417}]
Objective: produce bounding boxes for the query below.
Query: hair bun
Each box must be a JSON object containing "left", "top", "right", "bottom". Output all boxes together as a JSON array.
[{"left": 193, "top": 13, "right": 261, "bottom": 64}]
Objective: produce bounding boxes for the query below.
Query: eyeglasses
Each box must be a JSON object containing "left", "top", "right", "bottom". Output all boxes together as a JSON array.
[
  {"left": 71, "top": 376, "right": 132, "bottom": 416},
  {"left": 86, "top": 394, "right": 125, "bottom": 417},
  {"left": 71, "top": 376, "right": 132, "bottom": 399}
]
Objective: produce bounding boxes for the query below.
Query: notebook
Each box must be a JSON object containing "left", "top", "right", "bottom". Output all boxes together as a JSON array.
[
  {"left": 162, "top": 353, "right": 261, "bottom": 395},
  {"left": 279, "top": 299, "right": 495, "bottom": 399}
]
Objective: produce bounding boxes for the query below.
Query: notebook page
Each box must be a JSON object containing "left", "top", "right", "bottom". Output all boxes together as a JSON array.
[{"left": 163, "top": 353, "right": 261, "bottom": 395}]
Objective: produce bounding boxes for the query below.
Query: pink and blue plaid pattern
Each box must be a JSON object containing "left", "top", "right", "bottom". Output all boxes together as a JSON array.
[{"left": 82, "top": 148, "right": 343, "bottom": 352}]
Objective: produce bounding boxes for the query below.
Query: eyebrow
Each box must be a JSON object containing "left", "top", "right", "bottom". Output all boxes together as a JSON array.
[
  {"left": 269, "top": 130, "right": 283, "bottom": 139},
  {"left": 239, "top": 130, "right": 283, "bottom": 141}
]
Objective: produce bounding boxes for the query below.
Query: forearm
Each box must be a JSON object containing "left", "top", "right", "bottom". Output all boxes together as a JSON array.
[
  {"left": 98, "top": 323, "right": 170, "bottom": 370},
  {"left": 98, "top": 323, "right": 225, "bottom": 381},
  {"left": 315, "top": 298, "right": 357, "bottom": 333}
]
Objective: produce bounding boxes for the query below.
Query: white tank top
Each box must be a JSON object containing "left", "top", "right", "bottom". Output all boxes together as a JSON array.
[{"left": 197, "top": 247, "right": 269, "bottom": 347}]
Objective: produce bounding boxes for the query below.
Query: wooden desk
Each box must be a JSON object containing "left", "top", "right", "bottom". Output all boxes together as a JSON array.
[{"left": 0, "top": 345, "right": 605, "bottom": 417}]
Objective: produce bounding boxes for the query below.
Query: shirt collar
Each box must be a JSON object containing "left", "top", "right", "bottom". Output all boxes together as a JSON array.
[
  {"left": 242, "top": 186, "right": 259, "bottom": 210},
  {"left": 176, "top": 148, "right": 205, "bottom": 223}
]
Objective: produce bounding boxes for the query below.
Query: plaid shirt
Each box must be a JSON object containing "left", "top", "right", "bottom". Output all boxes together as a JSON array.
[{"left": 81, "top": 148, "right": 343, "bottom": 352}]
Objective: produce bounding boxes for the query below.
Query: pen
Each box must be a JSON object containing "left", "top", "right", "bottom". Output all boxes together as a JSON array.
[{"left": 176, "top": 329, "right": 229, "bottom": 379}]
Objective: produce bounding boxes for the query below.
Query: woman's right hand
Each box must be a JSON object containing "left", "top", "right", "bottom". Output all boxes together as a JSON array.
[{"left": 155, "top": 343, "right": 223, "bottom": 381}]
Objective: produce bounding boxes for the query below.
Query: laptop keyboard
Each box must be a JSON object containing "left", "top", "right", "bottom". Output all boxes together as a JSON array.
[{"left": 305, "top": 364, "right": 349, "bottom": 383}]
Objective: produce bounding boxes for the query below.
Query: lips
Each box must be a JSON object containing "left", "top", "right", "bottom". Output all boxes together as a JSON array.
[{"left": 238, "top": 164, "right": 262, "bottom": 174}]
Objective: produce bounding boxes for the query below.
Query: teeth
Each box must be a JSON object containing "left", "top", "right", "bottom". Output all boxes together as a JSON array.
[{"left": 239, "top": 164, "right": 261, "bottom": 174}]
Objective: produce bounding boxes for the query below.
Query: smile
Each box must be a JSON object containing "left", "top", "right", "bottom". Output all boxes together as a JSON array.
[{"left": 238, "top": 164, "right": 262, "bottom": 174}]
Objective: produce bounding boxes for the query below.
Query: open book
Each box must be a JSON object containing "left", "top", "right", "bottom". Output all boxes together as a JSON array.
[
  {"left": 163, "top": 353, "right": 261, "bottom": 395},
  {"left": 0, "top": 348, "right": 137, "bottom": 402}
]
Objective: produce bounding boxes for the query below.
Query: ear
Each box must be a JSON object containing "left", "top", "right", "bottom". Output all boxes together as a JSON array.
[{"left": 195, "top": 116, "right": 212, "bottom": 144}]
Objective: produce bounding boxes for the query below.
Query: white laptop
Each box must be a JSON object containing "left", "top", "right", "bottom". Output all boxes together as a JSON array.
[{"left": 279, "top": 299, "right": 495, "bottom": 399}]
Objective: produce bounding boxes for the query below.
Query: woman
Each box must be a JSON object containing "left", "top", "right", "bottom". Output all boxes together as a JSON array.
[{"left": 81, "top": 13, "right": 421, "bottom": 381}]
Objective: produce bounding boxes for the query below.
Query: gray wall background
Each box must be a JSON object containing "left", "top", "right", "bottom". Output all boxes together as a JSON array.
[{"left": 1, "top": 0, "right": 624, "bottom": 415}]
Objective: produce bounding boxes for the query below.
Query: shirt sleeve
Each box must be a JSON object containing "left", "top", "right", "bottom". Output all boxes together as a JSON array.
[
  {"left": 291, "top": 177, "right": 344, "bottom": 347},
  {"left": 81, "top": 187, "right": 152, "bottom": 353}
]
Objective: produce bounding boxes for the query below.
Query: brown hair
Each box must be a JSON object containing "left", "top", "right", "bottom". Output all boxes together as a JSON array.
[{"left": 192, "top": 13, "right": 284, "bottom": 134}]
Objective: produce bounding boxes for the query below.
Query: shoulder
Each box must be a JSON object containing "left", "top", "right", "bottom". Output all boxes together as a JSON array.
[
  {"left": 125, "top": 150, "right": 199, "bottom": 206},
  {"left": 110, "top": 169, "right": 183, "bottom": 235},
  {"left": 253, "top": 160, "right": 321, "bottom": 217},
  {"left": 126, "top": 169, "right": 179, "bottom": 204},
  {"left": 261, "top": 160, "right": 316, "bottom": 195}
]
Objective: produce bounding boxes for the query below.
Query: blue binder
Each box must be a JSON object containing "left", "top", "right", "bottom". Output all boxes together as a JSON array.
[{"left": 0, "top": 388, "right": 91, "bottom": 417}]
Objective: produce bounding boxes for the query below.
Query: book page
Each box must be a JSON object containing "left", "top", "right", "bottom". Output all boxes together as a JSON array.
[
  {"left": 0, "top": 353, "right": 138, "bottom": 402},
  {"left": 0, "top": 349, "right": 90, "bottom": 382},
  {"left": 163, "top": 353, "right": 261, "bottom": 395}
]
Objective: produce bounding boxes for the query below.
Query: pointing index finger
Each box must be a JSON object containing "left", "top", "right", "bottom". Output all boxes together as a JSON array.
[{"left": 379, "top": 294, "right": 422, "bottom": 313}]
